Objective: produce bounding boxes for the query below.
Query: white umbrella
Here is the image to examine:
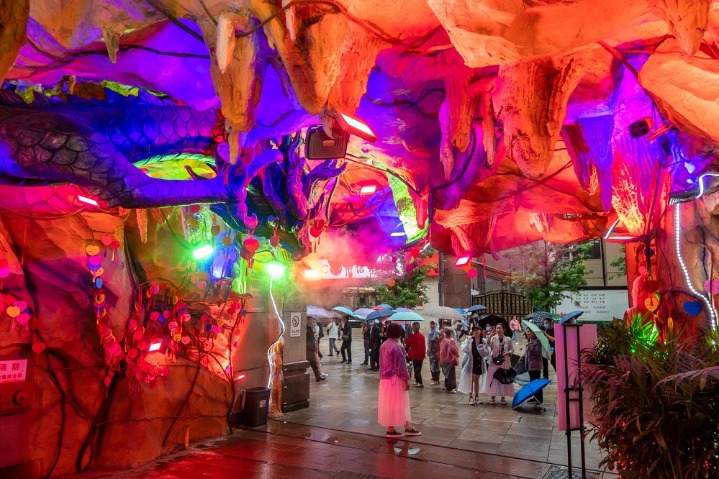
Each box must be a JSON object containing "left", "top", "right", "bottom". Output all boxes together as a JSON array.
[
  {"left": 307, "top": 305, "right": 338, "bottom": 319},
  {"left": 422, "top": 305, "right": 465, "bottom": 322}
]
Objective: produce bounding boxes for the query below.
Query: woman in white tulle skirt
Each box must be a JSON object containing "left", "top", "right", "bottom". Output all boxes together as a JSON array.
[
  {"left": 485, "top": 324, "right": 515, "bottom": 405},
  {"left": 378, "top": 323, "right": 422, "bottom": 439}
]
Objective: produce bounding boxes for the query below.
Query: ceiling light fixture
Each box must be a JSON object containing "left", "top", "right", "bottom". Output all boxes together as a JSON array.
[
  {"left": 78, "top": 195, "right": 99, "bottom": 206},
  {"left": 455, "top": 254, "right": 471, "bottom": 267},
  {"left": 359, "top": 184, "right": 377, "bottom": 195}
]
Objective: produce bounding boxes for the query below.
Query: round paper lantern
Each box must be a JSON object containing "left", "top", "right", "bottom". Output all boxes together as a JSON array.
[
  {"left": 243, "top": 236, "right": 260, "bottom": 253},
  {"left": 211, "top": 225, "right": 221, "bottom": 236},
  {"left": 644, "top": 296, "right": 659, "bottom": 312},
  {"left": 467, "top": 269, "right": 477, "bottom": 279},
  {"left": 387, "top": 279, "right": 396, "bottom": 287}
]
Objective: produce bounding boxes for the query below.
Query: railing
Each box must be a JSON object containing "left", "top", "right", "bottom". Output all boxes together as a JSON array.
[{"left": 471, "top": 290, "right": 533, "bottom": 318}]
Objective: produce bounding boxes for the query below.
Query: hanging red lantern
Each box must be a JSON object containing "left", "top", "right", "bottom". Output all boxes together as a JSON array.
[
  {"left": 309, "top": 226, "right": 321, "bottom": 238},
  {"left": 243, "top": 236, "right": 260, "bottom": 253},
  {"left": 467, "top": 269, "right": 477, "bottom": 279}
]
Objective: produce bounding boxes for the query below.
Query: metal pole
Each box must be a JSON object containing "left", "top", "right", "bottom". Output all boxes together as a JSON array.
[
  {"left": 600, "top": 240, "right": 607, "bottom": 287},
  {"left": 577, "top": 325, "right": 587, "bottom": 478},
  {"left": 564, "top": 322, "right": 572, "bottom": 476}
]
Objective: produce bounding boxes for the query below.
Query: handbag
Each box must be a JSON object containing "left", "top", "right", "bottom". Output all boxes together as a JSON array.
[{"left": 492, "top": 339, "right": 505, "bottom": 365}]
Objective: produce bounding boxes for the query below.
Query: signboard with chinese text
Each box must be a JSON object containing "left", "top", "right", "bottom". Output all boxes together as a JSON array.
[
  {"left": 0, "top": 359, "right": 28, "bottom": 384},
  {"left": 557, "top": 289, "right": 629, "bottom": 322}
]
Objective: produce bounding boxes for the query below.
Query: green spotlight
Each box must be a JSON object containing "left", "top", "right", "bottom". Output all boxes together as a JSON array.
[
  {"left": 192, "top": 243, "right": 214, "bottom": 260},
  {"left": 267, "top": 262, "right": 285, "bottom": 279}
]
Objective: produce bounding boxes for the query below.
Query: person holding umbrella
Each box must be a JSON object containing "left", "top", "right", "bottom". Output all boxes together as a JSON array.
[{"left": 521, "top": 328, "right": 544, "bottom": 406}]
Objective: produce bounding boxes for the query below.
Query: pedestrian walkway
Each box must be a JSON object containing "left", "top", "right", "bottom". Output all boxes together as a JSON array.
[
  {"left": 62, "top": 334, "right": 617, "bottom": 479},
  {"left": 301, "top": 336, "right": 609, "bottom": 471}
]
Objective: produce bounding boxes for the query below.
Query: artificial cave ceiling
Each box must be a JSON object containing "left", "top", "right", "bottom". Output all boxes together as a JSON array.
[{"left": 2, "top": 0, "right": 719, "bottom": 262}]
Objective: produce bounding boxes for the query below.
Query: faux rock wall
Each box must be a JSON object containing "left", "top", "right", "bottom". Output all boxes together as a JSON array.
[{"left": 0, "top": 194, "right": 278, "bottom": 477}]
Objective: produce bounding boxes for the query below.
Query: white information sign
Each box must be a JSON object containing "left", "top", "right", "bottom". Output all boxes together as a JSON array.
[
  {"left": 0, "top": 359, "right": 28, "bottom": 383},
  {"left": 557, "top": 289, "right": 629, "bottom": 322},
  {"left": 287, "top": 312, "right": 304, "bottom": 338}
]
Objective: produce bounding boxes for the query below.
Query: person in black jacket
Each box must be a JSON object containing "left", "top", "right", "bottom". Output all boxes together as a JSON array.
[
  {"left": 361, "top": 320, "right": 371, "bottom": 365},
  {"left": 368, "top": 319, "right": 382, "bottom": 370},
  {"left": 340, "top": 315, "right": 352, "bottom": 363}
]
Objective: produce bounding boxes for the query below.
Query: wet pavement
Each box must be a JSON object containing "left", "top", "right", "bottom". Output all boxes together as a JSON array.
[{"left": 62, "top": 339, "right": 618, "bottom": 479}]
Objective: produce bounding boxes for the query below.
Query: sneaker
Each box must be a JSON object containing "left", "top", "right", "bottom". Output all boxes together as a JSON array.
[
  {"left": 474, "top": 396, "right": 482, "bottom": 405},
  {"left": 404, "top": 427, "right": 422, "bottom": 437},
  {"left": 469, "top": 397, "right": 475, "bottom": 405},
  {"left": 386, "top": 430, "right": 403, "bottom": 439},
  {"left": 415, "top": 384, "right": 424, "bottom": 388},
  {"left": 429, "top": 380, "right": 439, "bottom": 385},
  {"left": 500, "top": 397, "right": 507, "bottom": 405},
  {"left": 316, "top": 376, "right": 327, "bottom": 382},
  {"left": 449, "top": 389, "right": 457, "bottom": 394},
  {"left": 340, "top": 360, "right": 346, "bottom": 363}
]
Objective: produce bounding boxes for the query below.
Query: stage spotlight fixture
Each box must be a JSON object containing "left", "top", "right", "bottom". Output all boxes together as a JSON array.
[
  {"left": 78, "top": 195, "right": 99, "bottom": 206},
  {"left": 628, "top": 119, "right": 651, "bottom": 138},
  {"left": 334, "top": 112, "right": 378, "bottom": 143},
  {"left": 305, "top": 125, "right": 349, "bottom": 160},
  {"left": 359, "top": 184, "right": 377, "bottom": 195}
]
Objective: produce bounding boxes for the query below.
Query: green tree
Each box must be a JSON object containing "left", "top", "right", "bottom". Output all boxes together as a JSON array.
[
  {"left": 608, "top": 245, "right": 627, "bottom": 280},
  {"left": 373, "top": 247, "right": 436, "bottom": 309},
  {"left": 504, "top": 241, "right": 592, "bottom": 311}
]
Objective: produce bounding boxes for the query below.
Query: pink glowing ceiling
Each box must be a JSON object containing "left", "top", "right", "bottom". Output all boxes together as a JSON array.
[{"left": 2, "top": 0, "right": 719, "bottom": 258}]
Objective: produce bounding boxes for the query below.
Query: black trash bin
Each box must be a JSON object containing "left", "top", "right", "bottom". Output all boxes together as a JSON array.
[{"left": 241, "top": 387, "right": 271, "bottom": 427}]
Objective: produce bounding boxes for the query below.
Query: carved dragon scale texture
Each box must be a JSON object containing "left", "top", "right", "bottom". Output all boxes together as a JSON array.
[{"left": 0, "top": 88, "right": 345, "bottom": 256}]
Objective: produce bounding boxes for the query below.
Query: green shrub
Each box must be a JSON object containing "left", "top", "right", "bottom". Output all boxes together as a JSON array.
[{"left": 583, "top": 315, "right": 719, "bottom": 478}]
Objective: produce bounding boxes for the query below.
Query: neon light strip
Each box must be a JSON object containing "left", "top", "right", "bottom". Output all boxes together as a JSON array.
[
  {"left": 674, "top": 203, "right": 717, "bottom": 329},
  {"left": 266, "top": 276, "right": 285, "bottom": 390},
  {"left": 603, "top": 218, "right": 620, "bottom": 240},
  {"left": 696, "top": 173, "right": 719, "bottom": 199}
]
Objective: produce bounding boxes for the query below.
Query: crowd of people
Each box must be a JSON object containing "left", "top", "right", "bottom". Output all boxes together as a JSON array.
[{"left": 304, "top": 313, "right": 556, "bottom": 438}]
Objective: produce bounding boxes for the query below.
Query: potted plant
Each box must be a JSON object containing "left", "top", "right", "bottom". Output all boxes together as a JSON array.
[{"left": 583, "top": 313, "right": 719, "bottom": 478}]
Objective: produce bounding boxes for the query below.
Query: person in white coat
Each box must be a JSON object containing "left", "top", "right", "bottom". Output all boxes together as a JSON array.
[
  {"left": 458, "top": 326, "right": 489, "bottom": 404},
  {"left": 327, "top": 319, "right": 340, "bottom": 356}
]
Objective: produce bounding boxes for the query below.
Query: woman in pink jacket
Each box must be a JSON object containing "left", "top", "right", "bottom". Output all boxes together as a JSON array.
[
  {"left": 378, "top": 323, "right": 422, "bottom": 439},
  {"left": 439, "top": 327, "right": 460, "bottom": 392}
]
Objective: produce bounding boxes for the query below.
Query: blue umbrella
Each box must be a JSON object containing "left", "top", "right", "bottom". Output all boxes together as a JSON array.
[
  {"left": 390, "top": 311, "right": 424, "bottom": 322},
  {"left": 354, "top": 308, "right": 374, "bottom": 319},
  {"left": 366, "top": 308, "right": 395, "bottom": 321},
  {"left": 467, "top": 304, "right": 487, "bottom": 313},
  {"left": 560, "top": 310, "right": 584, "bottom": 324},
  {"left": 332, "top": 306, "right": 356, "bottom": 317},
  {"left": 512, "top": 378, "right": 551, "bottom": 409},
  {"left": 454, "top": 307, "right": 468, "bottom": 316},
  {"left": 374, "top": 303, "right": 393, "bottom": 310},
  {"left": 395, "top": 307, "right": 414, "bottom": 313}
]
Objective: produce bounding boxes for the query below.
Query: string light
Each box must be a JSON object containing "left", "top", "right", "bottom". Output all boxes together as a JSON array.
[{"left": 674, "top": 203, "right": 717, "bottom": 329}]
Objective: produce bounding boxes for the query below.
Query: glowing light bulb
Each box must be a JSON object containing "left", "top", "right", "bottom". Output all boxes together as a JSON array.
[
  {"left": 268, "top": 262, "right": 285, "bottom": 279},
  {"left": 339, "top": 113, "right": 377, "bottom": 142},
  {"left": 192, "top": 244, "right": 214, "bottom": 260},
  {"left": 359, "top": 185, "right": 377, "bottom": 195},
  {"left": 148, "top": 341, "right": 162, "bottom": 352}
]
